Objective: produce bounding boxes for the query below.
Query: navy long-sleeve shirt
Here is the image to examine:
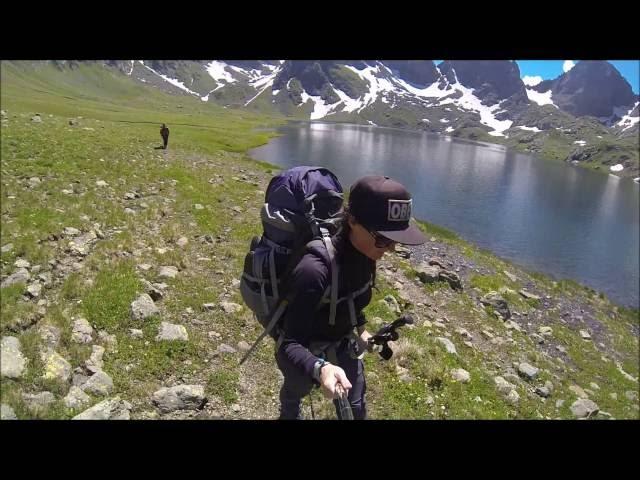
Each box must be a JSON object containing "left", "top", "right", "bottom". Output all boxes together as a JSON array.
[{"left": 278, "top": 233, "right": 376, "bottom": 378}]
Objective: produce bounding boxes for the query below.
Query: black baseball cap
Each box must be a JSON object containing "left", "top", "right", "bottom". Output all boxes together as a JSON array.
[{"left": 348, "top": 175, "right": 427, "bottom": 245}]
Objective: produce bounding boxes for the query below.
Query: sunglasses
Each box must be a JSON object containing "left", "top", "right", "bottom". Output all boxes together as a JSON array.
[{"left": 366, "top": 228, "right": 395, "bottom": 248}]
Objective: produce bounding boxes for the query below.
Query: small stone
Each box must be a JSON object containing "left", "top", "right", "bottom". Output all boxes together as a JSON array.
[
  {"left": 202, "top": 303, "right": 216, "bottom": 311},
  {"left": 64, "top": 227, "right": 81, "bottom": 236},
  {"left": 22, "top": 392, "right": 55, "bottom": 412},
  {"left": 517, "top": 362, "right": 539, "bottom": 381},
  {"left": 231, "top": 404, "right": 241, "bottom": 412},
  {"left": 579, "top": 330, "right": 591, "bottom": 340},
  {"left": 589, "top": 382, "right": 600, "bottom": 391},
  {"left": 217, "top": 344, "right": 237, "bottom": 354},
  {"left": 138, "top": 264, "right": 152, "bottom": 271},
  {"left": 494, "top": 376, "right": 515, "bottom": 395},
  {"left": 237, "top": 341, "right": 251, "bottom": 352},
  {"left": 570, "top": 399, "right": 599, "bottom": 418},
  {"left": 81, "top": 370, "right": 114, "bottom": 396},
  {"left": 42, "top": 351, "right": 72, "bottom": 381},
  {"left": 506, "top": 389, "right": 520, "bottom": 405},
  {"left": 96, "top": 180, "right": 108, "bottom": 187},
  {"left": 85, "top": 345, "right": 105, "bottom": 373},
  {"left": 72, "top": 318, "right": 94, "bottom": 344},
  {"left": 152, "top": 385, "right": 207, "bottom": 413},
  {"left": 130, "top": 293, "right": 159, "bottom": 321},
  {"left": 64, "top": 386, "right": 91, "bottom": 409},
  {"left": 130, "top": 329, "right": 144, "bottom": 338},
  {"left": 535, "top": 386, "right": 551, "bottom": 398},
  {"left": 220, "top": 302, "right": 242, "bottom": 314},
  {"left": 556, "top": 399, "right": 565, "bottom": 408},
  {"left": 26, "top": 282, "right": 42, "bottom": 298},
  {"left": 1, "top": 243, "right": 13, "bottom": 253},
  {"left": 436, "top": 337, "right": 457, "bottom": 355},
  {"left": 519, "top": 289, "right": 541, "bottom": 301},
  {"left": 451, "top": 368, "right": 470, "bottom": 383},
  {"left": 481, "top": 330, "right": 494, "bottom": 339},
  {"left": 569, "top": 385, "right": 589, "bottom": 399},
  {"left": 176, "top": 237, "right": 189, "bottom": 247},
  {"left": 1, "top": 336, "right": 27, "bottom": 378},
  {"left": 1, "top": 404, "right": 18, "bottom": 420},
  {"left": 609, "top": 393, "right": 617, "bottom": 401},
  {"left": 538, "top": 326, "right": 553, "bottom": 336},
  {"left": 159, "top": 266, "right": 178, "bottom": 278},
  {"left": 156, "top": 322, "right": 188, "bottom": 341},
  {"left": 194, "top": 204, "right": 204, "bottom": 210},
  {"left": 14, "top": 258, "right": 31, "bottom": 269},
  {"left": 73, "top": 397, "right": 132, "bottom": 420}
]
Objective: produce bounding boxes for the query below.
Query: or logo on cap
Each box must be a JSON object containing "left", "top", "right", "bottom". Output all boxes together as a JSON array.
[{"left": 387, "top": 199, "right": 412, "bottom": 222}]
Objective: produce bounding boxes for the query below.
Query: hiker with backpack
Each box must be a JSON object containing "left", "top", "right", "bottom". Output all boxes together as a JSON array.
[
  {"left": 160, "top": 123, "right": 169, "bottom": 149},
  {"left": 240, "top": 168, "right": 426, "bottom": 419}
]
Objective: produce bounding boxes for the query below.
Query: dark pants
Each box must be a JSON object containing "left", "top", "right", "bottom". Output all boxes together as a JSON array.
[
  {"left": 162, "top": 136, "right": 168, "bottom": 149},
  {"left": 275, "top": 340, "right": 367, "bottom": 420}
]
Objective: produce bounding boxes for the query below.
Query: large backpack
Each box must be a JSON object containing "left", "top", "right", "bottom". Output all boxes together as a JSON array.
[{"left": 239, "top": 166, "right": 345, "bottom": 364}]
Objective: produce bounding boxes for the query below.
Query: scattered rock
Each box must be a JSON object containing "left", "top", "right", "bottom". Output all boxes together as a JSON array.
[
  {"left": 538, "top": 326, "right": 553, "bottom": 336},
  {"left": 26, "top": 282, "right": 42, "bottom": 298},
  {"left": 158, "top": 266, "right": 179, "bottom": 278},
  {"left": 42, "top": 351, "right": 72, "bottom": 382},
  {"left": 517, "top": 363, "right": 539, "bottom": 381},
  {"left": 80, "top": 370, "right": 114, "bottom": 396},
  {"left": 194, "top": 204, "right": 204, "bottom": 210},
  {"left": 64, "top": 386, "right": 91, "bottom": 409},
  {"left": 152, "top": 385, "right": 207, "bottom": 413},
  {"left": 1, "top": 267, "right": 31, "bottom": 287},
  {"left": 216, "top": 344, "right": 237, "bottom": 354},
  {"left": 31, "top": 115, "right": 42, "bottom": 123},
  {"left": 519, "top": 289, "right": 541, "bottom": 301},
  {"left": 130, "top": 329, "right": 144, "bottom": 338},
  {"left": 481, "top": 330, "right": 494, "bottom": 339},
  {"left": 130, "top": 293, "right": 159, "bottom": 321},
  {"left": 176, "top": 237, "right": 189, "bottom": 247},
  {"left": 609, "top": 393, "right": 617, "bottom": 401},
  {"left": 63, "top": 227, "right": 81, "bottom": 236},
  {"left": 14, "top": 258, "right": 31, "bottom": 269},
  {"left": 579, "top": 330, "right": 591, "bottom": 340},
  {"left": 570, "top": 399, "right": 599, "bottom": 419},
  {"left": 220, "top": 301, "right": 242, "bottom": 314},
  {"left": 85, "top": 345, "right": 105, "bottom": 373},
  {"left": 569, "top": 385, "right": 589, "bottom": 399},
  {"left": 503, "top": 373, "right": 521, "bottom": 385},
  {"left": 72, "top": 318, "right": 94, "bottom": 344},
  {"left": 202, "top": 303, "right": 216, "bottom": 311},
  {"left": 237, "top": 341, "right": 251, "bottom": 352},
  {"left": 503, "top": 270, "right": 518, "bottom": 282},
  {"left": 535, "top": 386, "right": 551, "bottom": 398},
  {"left": 95, "top": 180, "right": 108, "bottom": 187},
  {"left": 506, "top": 389, "right": 520, "bottom": 405},
  {"left": 556, "top": 399, "right": 565, "bottom": 409},
  {"left": 436, "top": 337, "right": 457, "bottom": 355},
  {"left": 480, "top": 292, "right": 511, "bottom": 320},
  {"left": 97, "top": 331, "right": 117, "bottom": 350},
  {"left": 589, "top": 382, "right": 600, "bottom": 391},
  {"left": 1, "top": 336, "right": 27, "bottom": 379},
  {"left": 73, "top": 397, "right": 132, "bottom": 420},
  {"left": 625, "top": 390, "right": 638, "bottom": 401},
  {"left": 438, "top": 270, "right": 462, "bottom": 291},
  {"left": 22, "top": 392, "right": 55, "bottom": 412},
  {"left": 530, "top": 333, "right": 545, "bottom": 344},
  {"left": 416, "top": 263, "right": 441, "bottom": 284},
  {"left": 1, "top": 404, "right": 17, "bottom": 420},
  {"left": 1, "top": 243, "right": 13, "bottom": 253},
  {"left": 141, "top": 280, "right": 164, "bottom": 301},
  {"left": 38, "top": 324, "right": 61, "bottom": 351},
  {"left": 451, "top": 368, "right": 470, "bottom": 383},
  {"left": 156, "top": 322, "right": 188, "bottom": 341}
]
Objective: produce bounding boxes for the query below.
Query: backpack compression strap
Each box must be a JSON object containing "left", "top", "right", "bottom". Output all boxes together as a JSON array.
[{"left": 319, "top": 227, "right": 338, "bottom": 326}]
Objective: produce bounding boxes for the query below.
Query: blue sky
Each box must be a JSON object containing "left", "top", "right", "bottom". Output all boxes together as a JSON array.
[
  {"left": 516, "top": 60, "right": 639, "bottom": 93},
  {"left": 434, "top": 60, "right": 639, "bottom": 94}
]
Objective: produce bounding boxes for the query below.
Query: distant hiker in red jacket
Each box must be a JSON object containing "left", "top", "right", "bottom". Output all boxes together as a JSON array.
[{"left": 160, "top": 123, "right": 170, "bottom": 149}]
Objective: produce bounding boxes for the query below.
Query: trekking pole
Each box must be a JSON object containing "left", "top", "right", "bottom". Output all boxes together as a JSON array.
[{"left": 335, "top": 382, "right": 354, "bottom": 420}]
